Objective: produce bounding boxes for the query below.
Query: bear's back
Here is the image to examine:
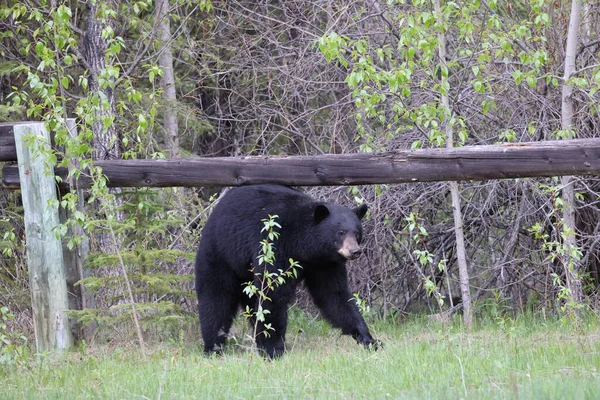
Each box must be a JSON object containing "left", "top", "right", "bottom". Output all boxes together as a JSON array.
[
  {"left": 209, "top": 185, "right": 310, "bottom": 226},
  {"left": 198, "top": 185, "right": 312, "bottom": 268}
]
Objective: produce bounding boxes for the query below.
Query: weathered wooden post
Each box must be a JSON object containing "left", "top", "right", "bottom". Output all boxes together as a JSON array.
[{"left": 14, "top": 122, "right": 73, "bottom": 351}]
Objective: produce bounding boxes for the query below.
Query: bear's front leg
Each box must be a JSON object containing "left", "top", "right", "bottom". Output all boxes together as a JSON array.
[
  {"left": 305, "top": 265, "right": 381, "bottom": 350},
  {"left": 255, "top": 328, "right": 285, "bottom": 359}
]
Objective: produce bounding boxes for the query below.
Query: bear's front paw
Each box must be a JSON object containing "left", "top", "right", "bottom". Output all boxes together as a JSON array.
[
  {"left": 357, "top": 335, "right": 383, "bottom": 350},
  {"left": 258, "top": 339, "right": 286, "bottom": 360},
  {"left": 367, "top": 339, "right": 384, "bottom": 350}
]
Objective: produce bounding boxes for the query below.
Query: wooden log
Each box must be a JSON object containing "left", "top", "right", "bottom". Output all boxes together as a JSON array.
[
  {"left": 14, "top": 123, "right": 73, "bottom": 352},
  {"left": 2, "top": 165, "right": 69, "bottom": 190},
  {"left": 0, "top": 122, "right": 54, "bottom": 161},
  {"left": 0, "top": 123, "right": 19, "bottom": 161},
  {"left": 3, "top": 138, "right": 600, "bottom": 188}
]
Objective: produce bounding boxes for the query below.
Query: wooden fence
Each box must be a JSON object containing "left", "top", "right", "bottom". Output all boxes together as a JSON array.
[{"left": 2, "top": 121, "right": 600, "bottom": 352}]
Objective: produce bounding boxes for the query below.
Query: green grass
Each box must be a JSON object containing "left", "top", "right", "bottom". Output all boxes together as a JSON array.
[{"left": 2, "top": 314, "right": 600, "bottom": 399}]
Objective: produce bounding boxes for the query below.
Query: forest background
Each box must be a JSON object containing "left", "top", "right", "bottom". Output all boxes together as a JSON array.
[{"left": 1, "top": 0, "right": 600, "bottom": 346}]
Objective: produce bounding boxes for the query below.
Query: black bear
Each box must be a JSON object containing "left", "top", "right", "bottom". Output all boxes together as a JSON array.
[{"left": 194, "top": 184, "right": 379, "bottom": 358}]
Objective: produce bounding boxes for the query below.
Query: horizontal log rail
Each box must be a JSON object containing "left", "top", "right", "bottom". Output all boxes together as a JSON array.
[{"left": 2, "top": 136, "right": 600, "bottom": 189}]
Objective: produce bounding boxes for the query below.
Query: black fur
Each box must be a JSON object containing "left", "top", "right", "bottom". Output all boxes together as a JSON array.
[{"left": 194, "top": 184, "right": 378, "bottom": 358}]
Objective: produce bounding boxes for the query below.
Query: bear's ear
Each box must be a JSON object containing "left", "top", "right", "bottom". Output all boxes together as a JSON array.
[
  {"left": 314, "top": 204, "right": 330, "bottom": 223},
  {"left": 354, "top": 204, "right": 368, "bottom": 220}
]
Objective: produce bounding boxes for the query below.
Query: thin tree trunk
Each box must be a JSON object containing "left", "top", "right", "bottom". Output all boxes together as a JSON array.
[
  {"left": 560, "top": 0, "right": 584, "bottom": 304},
  {"left": 155, "top": 0, "right": 185, "bottom": 258},
  {"left": 435, "top": 0, "right": 472, "bottom": 328},
  {"left": 155, "top": 0, "right": 180, "bottom": 158}
]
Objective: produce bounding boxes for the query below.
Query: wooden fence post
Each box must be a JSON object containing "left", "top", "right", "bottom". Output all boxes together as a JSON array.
[{"left": 14, "top": 122, "right": 73, "bottom": 352}]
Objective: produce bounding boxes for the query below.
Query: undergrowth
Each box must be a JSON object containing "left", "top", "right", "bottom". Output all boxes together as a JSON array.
[{"left": 1, "top": 311, "right": 599, "bottom": 400}]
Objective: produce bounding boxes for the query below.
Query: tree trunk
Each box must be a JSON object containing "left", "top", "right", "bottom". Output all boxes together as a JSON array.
[
  {"left": 561, "top": 0, "right": 584, "bottom": 304},
  {"left": 435, "top": 0, "right": 472, "bottom": 328},
  {"left": 82, "top": 1, "right": 120, "bottom": 160},
  {"left": 155, "top": 0, "right": 180, "bottom": 158}
]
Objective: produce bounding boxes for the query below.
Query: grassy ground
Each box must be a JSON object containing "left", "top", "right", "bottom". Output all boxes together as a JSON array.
[{"left": 1, "top": 312, "right": 600, "bottom": 399}]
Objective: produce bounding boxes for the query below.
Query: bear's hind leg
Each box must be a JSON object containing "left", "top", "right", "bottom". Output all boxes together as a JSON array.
[
  {"left": 216, "top": 294, "right": 240, "bottom": 349},
  {"left": 197, "top": 270, "right": 240, "bottom": 355}
]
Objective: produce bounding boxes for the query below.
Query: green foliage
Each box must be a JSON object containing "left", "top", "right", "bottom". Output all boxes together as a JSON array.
[
  {"left": 316, "top": 0, "right": 597, "bottom": 150},
  {"left": 0, "top": 198, "right": 29, "bottom": 312},
  {"left": 0, "top": 306, "right": 27, "bottom": 369},
  {"left": 0, "top": 218, "right": 16, "bottom": 259},
  {"left": 0, "top": 0, "right": 219, "bottom": 343},
  {"left": 313, "top": 0, "right": 600, "bottom": 319},
  {"left": 69, "top": 301, "right": 196, "bottom": 336},
  {"left": 528, "top": 184, "right": 584, "bottom": 319},
  {"left": 69, "top": 189, "right": 198, "bottom": 339},
  {"left": 242, "top": 215, "right": 301, "bottom": 340},
  {"left": 316, "top": 32, "right": 349, "bottom": 67},
  {"left": 406, "top": 212, "right": 447, "bottom": 310},
  {"left": 1, "top": 0, "right": 182, "bottom": 196},
  {"left": 351, "top": 292, "right": 371, "bottom": 318}
]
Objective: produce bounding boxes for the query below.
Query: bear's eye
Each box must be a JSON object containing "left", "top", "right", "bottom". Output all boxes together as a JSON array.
[{"left": 338, "top": 230, "right": 345, "bottom": 237}]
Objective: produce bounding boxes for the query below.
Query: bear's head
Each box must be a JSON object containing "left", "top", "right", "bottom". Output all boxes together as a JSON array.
[{"left": 313, "top": 203, "right": 368, "bottom": 261}]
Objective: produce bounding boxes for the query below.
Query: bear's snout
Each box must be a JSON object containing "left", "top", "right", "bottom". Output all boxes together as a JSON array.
[
  {"left": 338, "top": 235, "right": 362, "bottom": 260},
  {"left": 348, "top": 247, "right": 362, "bottom": 260}
]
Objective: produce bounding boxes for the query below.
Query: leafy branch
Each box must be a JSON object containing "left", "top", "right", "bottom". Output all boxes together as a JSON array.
[{"left": 242, "top": 215, "right": 301, "bottom": 343}]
